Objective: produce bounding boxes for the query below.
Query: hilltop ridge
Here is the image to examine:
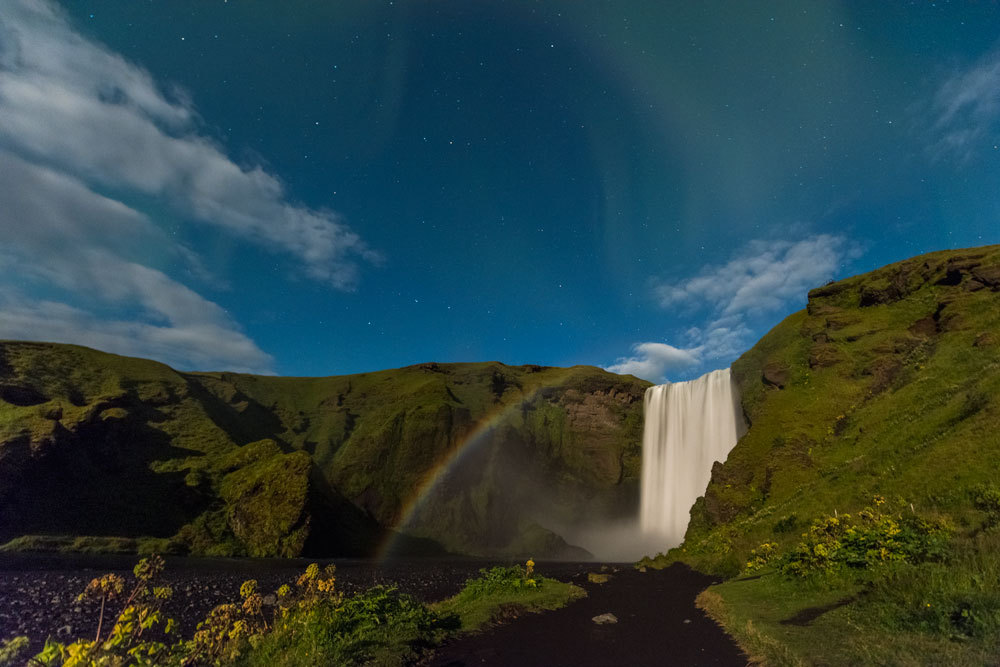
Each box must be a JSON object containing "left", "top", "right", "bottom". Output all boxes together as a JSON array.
[{"left": 0, "top": 343, "right": 648, "bottom": 558}]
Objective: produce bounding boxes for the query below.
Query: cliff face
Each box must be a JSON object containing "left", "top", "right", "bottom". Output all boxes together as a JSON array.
[
  {"left": 678, "top": 245, "right": 1000, "bottom": 574},
  {"left": 0, "top": 343, "right": 648, "bottom": 558}
]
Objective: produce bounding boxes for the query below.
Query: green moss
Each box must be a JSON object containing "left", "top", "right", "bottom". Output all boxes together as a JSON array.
[
  {"left": 663, "top": 244, "right": 1000, "bottom": 664},
  {"left": 675, "top": 245, "right": 1000, "bottom": 573},
  {"left": 1, "top": 338, "right": 648, "bottom": 557},
  {"left": 218, "top": 450, "right": 313, "bottom": 558},
  {"left": 432, "top": 566, "right": 586, "bottom": 632}
]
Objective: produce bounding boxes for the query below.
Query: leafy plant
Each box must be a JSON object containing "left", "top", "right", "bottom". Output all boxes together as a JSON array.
[
  {"left": 972, "top": 483, "right": 1000, "bottom": 529},
  {"left": 458, "top": 563, "right": 541, "bottom": 599},
  {"left": 781, "top": 497, "right": 951, "bottom": 577},
  {"left": 0, "top": 637, "right": 28, "bottom": 667},
  {"left": 743, "top": 542, "right": 779, "bottom": 574}
]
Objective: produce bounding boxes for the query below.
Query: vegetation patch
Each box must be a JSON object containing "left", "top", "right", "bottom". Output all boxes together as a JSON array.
[
  {"left": 0, "top": 341, "right": 649, "bottom": 558},
  {"left": 0, "top": 558, "right": 583, "bottom": 666},
  {"left": 642, "top": 246, "right": 1000, "bottom": 664},
  {"left": 433, "top": 560, "right": 586, "bottom": 632}
]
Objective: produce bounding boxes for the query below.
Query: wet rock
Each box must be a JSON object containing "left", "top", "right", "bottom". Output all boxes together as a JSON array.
[
  {"left": 865, "top": 357, "right": 903, "bottom": 395},
  {"left": 964, "top": 279, "right": 986, "bottom": 292},
  {"left": 42, "top": 405, "right": 63, "bottom": 421},
  {"left": 0, "top": 383, "right": 48, "bottom": 406},
  {"left": 761, "top": 362, "right": 789, "bottom": 389},
  {"left": 808, "top": 344, "right": 841, "bottom": 369},
  {"left": 807, "top": 281, "right": 850, "bottom": 301},
  {"left": 935, "top": 267, "right": 964, "bottom": 286},
  {"left": 972, "top": 265, "right": 1000, "bottom": 289},
  {"left": 974, "top": 333, "right": 995, "bottom": 348},
  {"left": 908, "top": 315, "right": 937, "bottom": 337},
  {"left": 592, "top": 613, "right": 618, "bottom": 624}
]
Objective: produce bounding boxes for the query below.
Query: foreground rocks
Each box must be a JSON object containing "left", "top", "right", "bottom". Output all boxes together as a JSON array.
[{"left": 0, "top": 555, "right": 595, "bottom": 656}]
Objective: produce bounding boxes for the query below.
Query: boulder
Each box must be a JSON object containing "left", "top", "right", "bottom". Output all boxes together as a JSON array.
[{"left": 761, "top": 362, "right": 789, "bottom": 389}]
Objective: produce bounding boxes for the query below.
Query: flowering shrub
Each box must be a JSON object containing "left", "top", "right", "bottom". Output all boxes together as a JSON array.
[
  {"left": 459, "top": 562, "right": 541, "bottom": 598},
  {"left": 782, "top": 497, "right": 951, "bottom": 577},
  {"left": 972, "top": 484, "right": 1000, "bottom": 528},
  {"left": 744, "top": 542, "right": 779, "bottom": 573},
  {"left": 0, "top": 637, "right": 28, "bottom": 667},
  {"left": 14, "top": 557, "right": 571, "bottom": 666},
  {"left": 32, "top": 555, "right": 178, "bottom": 666}
]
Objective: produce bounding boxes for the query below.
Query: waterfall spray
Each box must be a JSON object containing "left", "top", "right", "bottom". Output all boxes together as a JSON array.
[{"left": 639, "top": 368, "right": 745, "bottom": 547}]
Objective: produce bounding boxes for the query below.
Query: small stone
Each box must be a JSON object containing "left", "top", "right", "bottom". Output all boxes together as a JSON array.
[
  {"left": 683, "top": 619, "right": 691, "bottom": 624},
  {"left": 973, "top": 332, "right": 995, "bottom": 348},
  {"left": 592, "top": 613, "right": 618, "bottom": 625},
  {"left": 638, "top": 567, "right": 647, "bottom": 573},
  {"left": 262, "top": 594, "right": 276, "bottom": 606}
]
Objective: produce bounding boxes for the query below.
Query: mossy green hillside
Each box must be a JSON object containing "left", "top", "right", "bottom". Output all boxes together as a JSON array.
[
  {"left": 0, "top": 342, "right": 648, "bottom": 558},
  {"left": 644, "top": 244, "right": 1000, "bottom": 664},
  {"left": 672, "top": 245, "right": 1000, "bottom": 573}
]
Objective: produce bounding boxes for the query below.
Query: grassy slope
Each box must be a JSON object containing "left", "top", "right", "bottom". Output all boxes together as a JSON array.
[
  {"left": 0, "top": 343, "right": 648, "bottom": 558},
  {"left": 649, "top": 245, "right": 1000, "bottom": 664}
]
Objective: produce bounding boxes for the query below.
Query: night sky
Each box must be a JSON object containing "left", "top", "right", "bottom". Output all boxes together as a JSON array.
[{"left": 1, "top": 1, "right": 999, "bottom": 382}]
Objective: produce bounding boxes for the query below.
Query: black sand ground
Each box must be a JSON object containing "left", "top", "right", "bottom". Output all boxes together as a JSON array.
[
  {"left": 1, "top": 556, "right": 746, "bottom": 665},
  {"left": 0, "top": 554, "right": 594, "bottom": 656},
  {"left": 429, "top": 563, "right": 747, "bottom": 667}
]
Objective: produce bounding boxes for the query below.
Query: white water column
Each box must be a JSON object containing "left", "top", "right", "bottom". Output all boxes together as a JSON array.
[{"left": 639, "top": 368, "right": 745, "bottom": 547}]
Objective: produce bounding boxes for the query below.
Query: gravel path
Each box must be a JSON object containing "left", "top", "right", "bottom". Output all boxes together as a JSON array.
[{"left": 428, "top": 563, "right": 747, "bottom": 666}]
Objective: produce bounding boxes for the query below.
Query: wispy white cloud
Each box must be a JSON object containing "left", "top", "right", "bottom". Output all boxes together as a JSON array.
[
  {"left": 0, "top": 150, "right": 274, "bottom": 373},
  {"left": 655, "top": 235, "right": 850, "bottom": 317},
  {"left": 0, "top": 0, "right": 380, "bottom": 371},
  {"left": 606, "top": 342, "right": 700, "bottom": 381},
  {"left": 0, "top": 294, "right": 271, "bottom": 374},
  {"left": 928, "top": 46, "right": 1000, "bottom": 162},
  {"left": 607, "top": 235, "right": 855, "bottom": 383},
  {"left": 0, "top": 0, "right": 378, "bottom": 289}
]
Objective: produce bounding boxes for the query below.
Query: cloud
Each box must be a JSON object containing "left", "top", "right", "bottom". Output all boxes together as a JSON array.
[
  {"left": 0, "top": 150, "right": 274, "bottom": 373},
  {"left": 655, "top": 234, "right": 850, "bottom": 317},
  {"left": 0, "top": 0, "right": 378, "bottom": 289},
  {"left": 606, "top": 342, "right": 700, "bottom": 382},
  {"left": 0, "top": 294, "right": 270, "bottom": 374},
  {"left": 928, "top": 47, "right": 1000, "bottom": 162},
  {"left": 607, "top": 235, "right": 855, "bottom": 383}
]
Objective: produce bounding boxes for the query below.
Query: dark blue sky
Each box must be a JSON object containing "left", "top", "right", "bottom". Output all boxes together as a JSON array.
[{"left": 1, "top": 1, "right": 998, "bottom": 381}]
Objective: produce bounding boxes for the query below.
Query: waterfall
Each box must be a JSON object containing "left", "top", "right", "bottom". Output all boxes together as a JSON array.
[{"left": 640, "top": 367, "right": 745, "bottom": 547}]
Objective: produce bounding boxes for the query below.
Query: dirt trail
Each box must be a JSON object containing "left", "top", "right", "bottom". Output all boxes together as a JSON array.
[{"left": 429, "top": 563, "right": 747, "bottom": 667}]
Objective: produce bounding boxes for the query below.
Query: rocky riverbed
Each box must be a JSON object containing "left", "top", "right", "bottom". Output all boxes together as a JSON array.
[{"left": 0, "top": 553, "right": 596, "bottom": 656}]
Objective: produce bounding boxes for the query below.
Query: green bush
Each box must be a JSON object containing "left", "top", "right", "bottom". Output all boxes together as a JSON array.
[
  {"left": 743, "top": 542, "right": 779, "bottom": 574},
  {"left": 0, "top": 637, "right": 28, "bottom": 667},
  {"left": 858, "top": 534, "right": 1000, "bottom": 642},
  {"left": 782, "top": 497, "right": 951, "bottom": 577},
  {"left": 239, "top": 586, "right": 452, "bottom": 667},
  {"left": 457, "top": 565, "right": 541, "bottom": 599},
  {"left": 972, "top": 484, "right": 1000, "bottom": 529},
  {"left": 18, "top": 557, "right": 579, "bottom": 666}
]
